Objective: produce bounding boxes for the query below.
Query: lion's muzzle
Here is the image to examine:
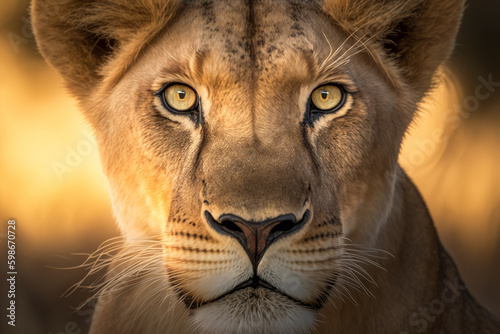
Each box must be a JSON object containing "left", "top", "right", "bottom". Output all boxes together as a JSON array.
[{"left": 205, "top": 210, "right": 311, "bottom": 271}]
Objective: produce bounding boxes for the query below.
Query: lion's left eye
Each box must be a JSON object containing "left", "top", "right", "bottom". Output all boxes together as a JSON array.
[
  {"left": 310, "top": 84, "right": 345, "bottom": 112},
  {"left": 161, "top": 84, "right": 198, "bottom": 112}
]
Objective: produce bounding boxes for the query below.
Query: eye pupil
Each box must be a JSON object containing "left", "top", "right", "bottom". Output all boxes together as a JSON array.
[
  {"left": 161, "top": 84, "right": 198, "bottom": 113},
  {"left": 310, "top": 84, "right": 345, "bottom": 113}
]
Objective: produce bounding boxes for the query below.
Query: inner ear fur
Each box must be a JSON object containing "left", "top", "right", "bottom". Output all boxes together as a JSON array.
[
  {"left": 322, "top": 0, "right": 465, "bottom": 100},
  {"left": 31, "top": 0, "right": 180, "bottom": 100}
]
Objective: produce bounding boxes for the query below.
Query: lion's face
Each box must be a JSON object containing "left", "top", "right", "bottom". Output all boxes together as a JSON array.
[
  {"left": 33, "top": 0, "right": 464, "bottom": 332},
  {"left": 94, "top": 2, "right": 402, "bottom": 332}
]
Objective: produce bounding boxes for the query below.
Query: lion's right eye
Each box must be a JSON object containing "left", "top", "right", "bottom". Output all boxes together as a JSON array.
[
  {"left": 310, "top": 84, "right": 345, "bottom": 112},
  {"left": 161, "top": 84, "right": 198, "bottom": 112}
]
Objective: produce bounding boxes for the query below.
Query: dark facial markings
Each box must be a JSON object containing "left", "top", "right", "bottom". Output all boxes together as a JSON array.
[
  {"left": 165, "top": 231, "right": 211, "bottom": 241},
  {"left": 201, "top": 0, "right": 216, "bottom": 25},
  {"left": 288, "top": 1, "right": 307, "bottom": 38}
]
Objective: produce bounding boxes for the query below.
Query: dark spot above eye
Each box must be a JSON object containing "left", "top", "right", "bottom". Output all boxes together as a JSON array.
[
  {"left": 201, "top": 0, "right": 215, "bottom": 25},
  {"left": 266, "top": 45, "right": 278, "bottom": 55}
]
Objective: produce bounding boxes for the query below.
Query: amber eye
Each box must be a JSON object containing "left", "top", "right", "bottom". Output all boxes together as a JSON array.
[
  {"left": 163, "top": 84, "right": 197, "bottom": 112},
  {"left": 310, "top": 84, "right": 345, "bottom": 112}
]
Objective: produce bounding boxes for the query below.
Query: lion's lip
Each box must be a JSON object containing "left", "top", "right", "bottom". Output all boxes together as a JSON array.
[{"left": 188, "top": 276, "right": 318, "bottom": 310}]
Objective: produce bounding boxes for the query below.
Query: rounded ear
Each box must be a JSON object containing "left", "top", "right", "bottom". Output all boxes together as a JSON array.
[
  {"left": 31, "top": 0, "right": 180, "bottom": 99},
  {"left": 323, "top": 0, "right": 465, "bottom": 100}
]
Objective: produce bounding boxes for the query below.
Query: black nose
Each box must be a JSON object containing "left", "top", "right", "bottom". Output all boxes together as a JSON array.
[{"left": 205, "top": 210, "right": 310, "bottom": 271}]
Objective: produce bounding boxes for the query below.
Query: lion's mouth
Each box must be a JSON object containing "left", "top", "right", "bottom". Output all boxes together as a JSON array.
[{"left": 181, "top": 276, "right": 325, "bottom": 310}]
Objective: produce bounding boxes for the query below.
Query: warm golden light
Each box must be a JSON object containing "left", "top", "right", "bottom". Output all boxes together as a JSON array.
[
  {"left": 0, "top": 40, "right": 114, "bottom": 248},
  {"left": 400, "top": 71, "right": 500, "bottom": 261},
  {"left": 0, "top": 5, "right": 499, "bottom": 330}
]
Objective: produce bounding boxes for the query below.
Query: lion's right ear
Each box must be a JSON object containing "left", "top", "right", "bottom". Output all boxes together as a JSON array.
[
  {"left": 322, "top": 0, "right": 464, "bottom": 106},
  {"left": 31, "top": 0, "right": 180, "bottom": 99}
]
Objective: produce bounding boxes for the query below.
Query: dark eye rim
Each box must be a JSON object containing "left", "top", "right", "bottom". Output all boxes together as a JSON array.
[
  {"left": 309, "top": 83, "right": 348, "bottom": 115},
  {"left": 154, "top": 82, "right": 200, "bottom": 115}
]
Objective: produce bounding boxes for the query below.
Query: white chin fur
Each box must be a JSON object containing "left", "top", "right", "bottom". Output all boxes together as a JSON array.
[{"left": 191, "top": 288, "right": 317, "bottom": 334}]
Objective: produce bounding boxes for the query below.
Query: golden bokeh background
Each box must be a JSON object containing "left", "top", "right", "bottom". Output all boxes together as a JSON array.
[{"left": 1, "top": 0, "right": 499, "bottom": 333}]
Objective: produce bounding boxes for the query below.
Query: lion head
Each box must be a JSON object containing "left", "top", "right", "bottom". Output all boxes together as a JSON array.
[{"left": 32, "top": 0, "right": 465, "bottom": 333}]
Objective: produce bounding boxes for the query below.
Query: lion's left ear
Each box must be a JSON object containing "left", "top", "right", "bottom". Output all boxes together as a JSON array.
[
  {"left": 323, "top": 0, "right": 465, "bottom": 100},
  {"left": 32, "top": 0, "right": 180, "bottom": 101}
]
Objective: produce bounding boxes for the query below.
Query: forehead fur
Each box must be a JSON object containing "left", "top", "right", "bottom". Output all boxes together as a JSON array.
[
  {"left": 33, "top": 0, "right": 464, "bottom": 108},
  {"left": 105, "top": 0, "right": 326, "bottom": 88}
]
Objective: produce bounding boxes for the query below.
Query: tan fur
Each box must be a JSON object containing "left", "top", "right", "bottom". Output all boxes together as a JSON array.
[{"left": 32, "top": 0, "right": 499, "bottom": 333}]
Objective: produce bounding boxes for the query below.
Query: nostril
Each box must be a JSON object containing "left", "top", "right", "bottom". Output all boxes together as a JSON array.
[
  {"left": 220, "top": 220, "right": 243, "bottom": 234},
  {"left": 205, "top": 211, "right": 245, "bottom": 239},
  {"left": 269, "top": 220, "right": 296, "bottom": 236}
]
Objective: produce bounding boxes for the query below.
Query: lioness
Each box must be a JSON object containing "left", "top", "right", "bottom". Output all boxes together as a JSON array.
[{"left": 32, "top": 0, "right": 499, "bottom": 333}]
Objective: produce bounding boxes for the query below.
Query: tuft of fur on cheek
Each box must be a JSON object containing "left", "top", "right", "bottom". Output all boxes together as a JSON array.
[{"left": 191, "top": 289, "right": 317, "bottom": 334}]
